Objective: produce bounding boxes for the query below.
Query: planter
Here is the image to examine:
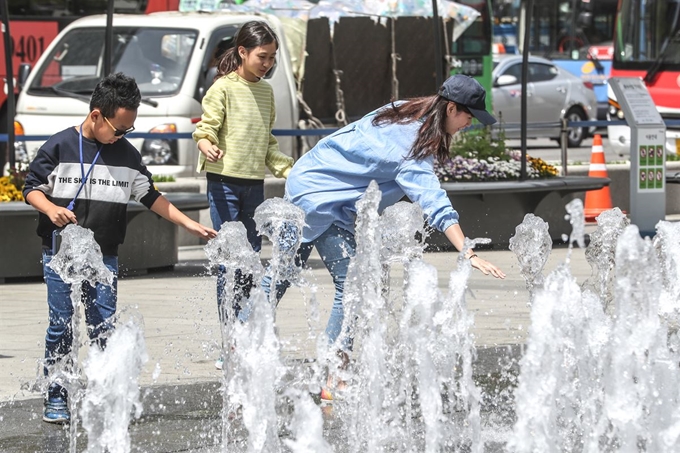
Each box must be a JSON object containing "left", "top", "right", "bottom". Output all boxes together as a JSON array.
[
  {"left": 427, "top": 176, "right": 610, "bottom": 249},
  {"left": 427, "top": 161, "right": 680, "bottom": 249},
  {"left": 0, "top": 193, "right": 208, "bottom": 282},
  {"left": 155, "top": 179, "right": 205, "bottom": 247}
]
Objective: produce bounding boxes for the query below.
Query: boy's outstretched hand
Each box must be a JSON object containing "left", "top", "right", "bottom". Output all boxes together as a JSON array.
[
  {"left": 184, "top": 220, "right": 218, "bottom": 239},
  {"left": 150, "top": 196, "right": 217, "bottom": 239}
]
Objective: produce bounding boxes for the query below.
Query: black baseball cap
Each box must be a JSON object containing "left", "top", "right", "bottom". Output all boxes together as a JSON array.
[{"left": 438, "top": 74, "right": 496, "bottom": 126}]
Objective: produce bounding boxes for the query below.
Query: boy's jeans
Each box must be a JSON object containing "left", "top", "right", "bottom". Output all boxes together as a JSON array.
[
  {"left": 242, "top": 224, "right": 356, "bottom": 351},
  {"left": 42, "top": 251, "right": 118, "bottom": 376},
  {"left": 207, "top": 179, "right": 264, "bottom": 322}
]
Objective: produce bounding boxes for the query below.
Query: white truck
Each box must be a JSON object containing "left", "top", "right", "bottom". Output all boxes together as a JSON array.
[{"left": 14, "top": 11, "right": 300, "bottom": 176}]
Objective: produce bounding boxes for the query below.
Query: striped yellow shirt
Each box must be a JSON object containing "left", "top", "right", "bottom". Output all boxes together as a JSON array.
[{"left": 193, "top": 72, "right": 293, "bottom": 179}]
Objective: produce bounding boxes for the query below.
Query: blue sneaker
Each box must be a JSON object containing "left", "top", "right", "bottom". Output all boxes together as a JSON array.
[
  {"left": 43, "top": 396, "right": 70, "bottom": 424},
  {"left": 43, "top": 385, "right": 70, "bottom": 424}
]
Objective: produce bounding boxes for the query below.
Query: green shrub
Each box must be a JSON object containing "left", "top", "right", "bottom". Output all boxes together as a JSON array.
[{"left": 152, "top": 174, "right": 176, "bottom": 183}]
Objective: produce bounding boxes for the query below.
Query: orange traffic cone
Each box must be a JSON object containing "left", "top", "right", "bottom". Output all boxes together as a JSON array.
[{"left": 584, "top": 134, "right": 613, "bottom": 222}]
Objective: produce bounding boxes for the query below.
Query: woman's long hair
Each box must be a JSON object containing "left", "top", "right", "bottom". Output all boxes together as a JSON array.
[
  {"left": 215, "top": 21, "right": 279, "bottom": 80},
  {"left": 372, "top": 96, "right": 458, "bottom": 162}
]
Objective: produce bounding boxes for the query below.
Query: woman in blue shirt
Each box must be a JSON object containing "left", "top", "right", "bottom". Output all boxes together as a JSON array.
[{"left": 265, "top": 74, "right": 505, "bottom": 400}]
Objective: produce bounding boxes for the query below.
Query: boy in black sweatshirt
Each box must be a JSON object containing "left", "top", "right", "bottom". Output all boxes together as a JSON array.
[{"left": 23, "top": 72, "right": 217, "bottom": 423}]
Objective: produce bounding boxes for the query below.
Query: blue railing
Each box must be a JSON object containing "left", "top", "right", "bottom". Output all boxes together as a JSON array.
[{"left": 2, "top": 120, "right": 680, "bottom": 143}]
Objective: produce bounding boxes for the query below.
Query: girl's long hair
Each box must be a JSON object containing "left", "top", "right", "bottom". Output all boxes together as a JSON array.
[
  {"left": 372, "top": 96, "right": 457, "bottom": 162},
  {"left": 215, "top": 21, "right": 279, "bottom": 80}
]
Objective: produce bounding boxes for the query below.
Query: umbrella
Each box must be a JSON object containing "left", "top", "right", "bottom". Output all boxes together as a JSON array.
[
  {"left": 180, "top": 0, "right": 480, "bottom": 129},
  {"left": 181, "top": 0, "right": 479, "bottom": 87}
]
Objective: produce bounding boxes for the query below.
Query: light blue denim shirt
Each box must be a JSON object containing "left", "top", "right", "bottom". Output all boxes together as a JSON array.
[{"left": 285, "top": 107, "right": 460, "bottom": 242}]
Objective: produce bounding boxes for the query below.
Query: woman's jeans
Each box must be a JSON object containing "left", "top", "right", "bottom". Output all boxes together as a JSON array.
[
  {"left": 207, "top": 178, "right": 264, "bottom": 322},
  {"left": 241, "top": 224, "right": 356, "bottom": 351},
  {"left": 42, "top": 250, "right": 118, "bottom": 377}
]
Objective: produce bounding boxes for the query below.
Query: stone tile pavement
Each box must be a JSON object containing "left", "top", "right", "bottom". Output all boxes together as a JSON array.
[{"left": 0, "top": 238, "right": 597, "bottom": 403}]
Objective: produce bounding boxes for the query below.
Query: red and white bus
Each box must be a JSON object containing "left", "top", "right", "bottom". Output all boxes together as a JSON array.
[
  {"left": 0, "top": 0, "right": 178, "bottom": 170},
  {"left": 607, "top": 0, "right": 680, "bottom": 156}
]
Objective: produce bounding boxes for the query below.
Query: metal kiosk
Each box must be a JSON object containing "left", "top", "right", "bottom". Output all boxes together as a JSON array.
[{"left": 609, "top": 77, "right": 667, "bottom": 237}]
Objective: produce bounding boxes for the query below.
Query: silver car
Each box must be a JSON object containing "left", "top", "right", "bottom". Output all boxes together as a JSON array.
[{"left": 492, "top": 55, "right": 598, "bottom": 148}]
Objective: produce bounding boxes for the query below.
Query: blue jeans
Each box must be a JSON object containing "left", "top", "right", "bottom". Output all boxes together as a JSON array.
[
  {"left": 207, "top": 178, "right": 264, "bottom": 322},
  {"left": 246, "top": 224, "right": 356, "bottom": 351},
  {"left": 42, "top": 251, "right": 118, "bottom": 376}
]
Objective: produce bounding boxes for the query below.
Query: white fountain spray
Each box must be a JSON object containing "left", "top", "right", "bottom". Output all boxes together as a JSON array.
[
  {"left": 80, "top": 312, "right": 148, "bottom": 453},
  {"left": 253, "top": 197, "right": 306, "bottom": 307},
  {"left": 337, "top": 181, "right": 395, "bottom": 453},
  {"left": 582, "top": 207, "right": 629, "bottom": 312},
  {"left": 282, "top": 388, "right": 333, "bottom": 453},
  {"left": 205, "top": 200, "right": 328, "bottom": 452},
  {"left": 654, "top": 221, "right": 680, "bottom": 318},
  {"left": 47, "top": 224, "right": 114, "bottom": 453},
  {"left": 331, "top": 182, "right": 486, "bottom": 452},
  {"left": 205, "top": 222, "right": 267, "bottom": 451},
  {"left": 508, "top": 213, "right": 552, "bottom": 295},
  {"left": 508, "top": 203, "right": 680, "bottom": 452}
]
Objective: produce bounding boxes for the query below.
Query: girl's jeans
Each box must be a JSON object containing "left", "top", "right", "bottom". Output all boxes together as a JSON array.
[
  {"left": 42, "top": 250, "right": 118, "bottom": 377},
  {"left": 241, "top": 224, "right": 356, "bottom": 351},
  {"left": 207, "top": 178, "right": 264, "bottom": 322}
]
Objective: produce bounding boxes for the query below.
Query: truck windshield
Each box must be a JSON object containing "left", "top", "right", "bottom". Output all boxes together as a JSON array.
[{"left": 27, "top": 26, "right": 198, "bottom": 97}]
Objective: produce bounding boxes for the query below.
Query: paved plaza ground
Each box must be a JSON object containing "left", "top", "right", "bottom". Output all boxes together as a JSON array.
[
  {"left": 0, "top": 217, "right": 669, "bottom": 451},
  {"left": 0, "top": 237, "right": 598, "bottom": 404}
]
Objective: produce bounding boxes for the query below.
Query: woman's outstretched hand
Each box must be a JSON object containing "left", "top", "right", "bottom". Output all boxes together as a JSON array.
[{"left": 469, "top": 255, "right": 506, "bottom": 279}]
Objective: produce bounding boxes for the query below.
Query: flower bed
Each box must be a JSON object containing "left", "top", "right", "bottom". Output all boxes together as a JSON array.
[
  {"left": 0, "top": 168, "right": 25, "bottom": 202},
  {"left": 423, "top": 129, "right": 605, "bottom": 247},
  {"left": 435, "top": 127, "right": 559, "bottom": 182},
  {"left": 435, "top": 151, "right": 559, "bottom": 182}
]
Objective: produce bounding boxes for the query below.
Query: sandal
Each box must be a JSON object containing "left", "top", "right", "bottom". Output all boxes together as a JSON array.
[{"left": 320, "top": 387, "right": 334, "bottom": 403}]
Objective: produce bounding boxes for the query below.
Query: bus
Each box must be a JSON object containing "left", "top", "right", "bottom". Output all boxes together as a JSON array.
[
  {"left": 493, "top": 0, "right": 618, "bottom": 120},
  {"left": 449, "top": 0, "right": 494, "bottom": 113},
  {"left": 0, "top": 0, "right": 179, "bottom": 172},
  {"left": 607, "top": 0, "right": 680, "bottom": 157}
]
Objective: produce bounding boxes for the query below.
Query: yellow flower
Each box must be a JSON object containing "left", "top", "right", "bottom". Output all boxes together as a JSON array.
[{"left": 0, "top": 176, "right": 24, "bottom": 202}]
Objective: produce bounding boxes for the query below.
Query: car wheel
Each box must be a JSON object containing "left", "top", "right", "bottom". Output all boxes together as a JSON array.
[{"left": 559, "top": 108, "right": 588, "bottom": 148}]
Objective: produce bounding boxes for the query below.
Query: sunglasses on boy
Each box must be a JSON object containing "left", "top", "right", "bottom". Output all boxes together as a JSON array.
[{"left": 103, "top": 115, "right": 135, "bottom": 137}]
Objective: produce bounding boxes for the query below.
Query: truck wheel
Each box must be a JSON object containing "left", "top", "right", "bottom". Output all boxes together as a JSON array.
[{"left": 558, "top": 108, "right": 587, "bottom": 148}]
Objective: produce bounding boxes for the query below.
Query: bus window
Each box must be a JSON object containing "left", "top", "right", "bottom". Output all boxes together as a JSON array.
[{"left": 617, "top": 0, "right": 680, "bottom": 64}]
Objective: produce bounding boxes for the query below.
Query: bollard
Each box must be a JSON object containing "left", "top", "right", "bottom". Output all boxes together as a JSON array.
[{"left": 560, "top": 117, "right": 568, "bottom": 176}]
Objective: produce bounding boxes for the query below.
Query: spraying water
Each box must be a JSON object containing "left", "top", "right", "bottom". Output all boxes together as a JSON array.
[
  {"left": 582, "top": 208, "right": 630, "bottom": 312},
  {"left": 80, "top": 312, "right": 148, "bottom": 453},
  {"left": 205, "top": 222, "right": 267, "bottom": 450},
  {"left": 508, "top": 213, "right": 552, "bottom": 294},
  {"left": 508, "top": 208, "right": 680, "bottom": 452},
  {"left": 326, "top": 183, "right": 485, "bottom": 452},
  {"left": 47, "top": 224, "right": 114, "bottom": 453},
  {"left": 204, "top": 203, "right": 325, "bottom": 452},
  {"left": 33, "top": 192, "right": 680, "bottom": 453},
  {"left": 253, "top": 197, "right": 306, "bottom": 307}
]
